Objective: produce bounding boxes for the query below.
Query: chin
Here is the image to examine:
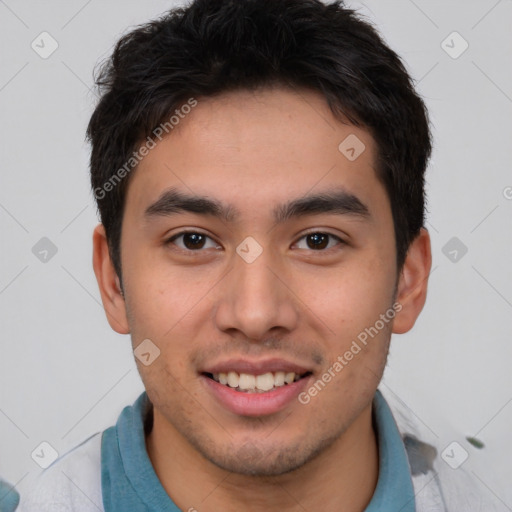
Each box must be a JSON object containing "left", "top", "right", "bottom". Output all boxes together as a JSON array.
[{"left": 200, "top": 434, "right": 338, "bottom": 477}]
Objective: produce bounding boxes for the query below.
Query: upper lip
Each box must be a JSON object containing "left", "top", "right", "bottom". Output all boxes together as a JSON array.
[{"left": 201, "top": 358, "right": 312, "bottom": 376}]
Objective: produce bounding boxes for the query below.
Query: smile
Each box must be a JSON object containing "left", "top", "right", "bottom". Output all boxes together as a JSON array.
[{"left": 204, "top": 371, "right": 311, "bottom": 393}]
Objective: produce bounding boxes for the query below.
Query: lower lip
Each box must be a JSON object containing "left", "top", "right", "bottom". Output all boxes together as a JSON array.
[{"left": 201, "top": 374, "right": 312, "bottom": 417}]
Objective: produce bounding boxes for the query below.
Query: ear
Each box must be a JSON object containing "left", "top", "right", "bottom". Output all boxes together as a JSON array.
[
  {"left": 392, "top": 228, "right": 432, "bottom": 334},
  {"left": 92, "top": 223, "right": 130, "bottom": 334}
]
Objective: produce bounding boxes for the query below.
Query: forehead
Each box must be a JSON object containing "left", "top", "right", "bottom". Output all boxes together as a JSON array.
[{"left": 124, "top": 86, "right": 385, "bottom": 221}]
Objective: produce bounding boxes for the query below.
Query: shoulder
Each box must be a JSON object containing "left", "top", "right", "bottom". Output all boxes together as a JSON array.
[
  {"left": 380, "top": 388, "right": 508, "bottom": 512},
  {"left": 17, "top": 432, "right": 104, "bottom": 512}
]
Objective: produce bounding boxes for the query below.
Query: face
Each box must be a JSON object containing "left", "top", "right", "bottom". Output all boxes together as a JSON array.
[{"left": 98, "top": 86, "right": 417, "bottom": 476}]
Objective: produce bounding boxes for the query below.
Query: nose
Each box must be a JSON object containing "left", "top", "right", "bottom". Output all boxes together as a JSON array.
[{"left": 213, "top": 244, "right": 300, "bottom": 341}]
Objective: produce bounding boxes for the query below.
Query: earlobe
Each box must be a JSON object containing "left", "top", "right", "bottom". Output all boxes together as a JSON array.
[
  {"left": 92, "top": 224, "right": 130, "bottom": 334},
  {"left": 392, "top": 228, "right": 432, "bottom": 334}
]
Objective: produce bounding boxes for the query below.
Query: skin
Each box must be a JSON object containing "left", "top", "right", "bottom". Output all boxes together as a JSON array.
[{"left": 93, "top": 86, "right": 431, "bottom": 511}]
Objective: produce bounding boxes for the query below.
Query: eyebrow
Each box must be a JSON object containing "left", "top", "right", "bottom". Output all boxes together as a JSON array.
[{"left": 143, "top": 186, "right": 370, "bottom": 224}]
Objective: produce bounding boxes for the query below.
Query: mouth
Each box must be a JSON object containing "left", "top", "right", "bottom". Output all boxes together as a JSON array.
[
  {"left": 202, "top": 370, "right": 312, "bottom": 393},
  {"left": 199, "top": 360, "right": 314, "bottom": 416}
]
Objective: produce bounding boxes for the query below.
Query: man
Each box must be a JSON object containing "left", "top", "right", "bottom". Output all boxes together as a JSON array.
[{"left": 17, "top": 0, "right": 501, "bottom": 510}]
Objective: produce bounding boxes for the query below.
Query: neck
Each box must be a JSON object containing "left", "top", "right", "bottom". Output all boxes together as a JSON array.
[{"left": 146, "top": 402, "right": 379, "bottom": 511}]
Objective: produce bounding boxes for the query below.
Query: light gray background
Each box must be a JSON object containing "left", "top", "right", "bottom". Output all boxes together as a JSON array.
[{"left": 1, "top": 0, "right": 511, "bottom": 506}]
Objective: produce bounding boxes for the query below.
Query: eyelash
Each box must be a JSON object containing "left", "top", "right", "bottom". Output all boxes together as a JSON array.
[{"left": 164, "top": 229, "right": 345, "bottom": 253}]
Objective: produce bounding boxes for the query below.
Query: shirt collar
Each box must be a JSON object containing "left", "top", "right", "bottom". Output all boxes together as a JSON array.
[{"left": 364, "top": 388, "right": 416, "bottom": 511}]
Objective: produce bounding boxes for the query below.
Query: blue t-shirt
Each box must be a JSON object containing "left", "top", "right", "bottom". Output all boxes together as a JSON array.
[{"left": 100, "top": 389, "right": 416, "bottom": 511}]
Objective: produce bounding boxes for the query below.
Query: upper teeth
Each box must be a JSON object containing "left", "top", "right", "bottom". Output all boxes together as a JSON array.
[{"left": 214, "top": 371, "right": 299, "bottom": 391}]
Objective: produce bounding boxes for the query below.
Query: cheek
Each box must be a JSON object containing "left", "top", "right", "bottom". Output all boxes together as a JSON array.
[
  {"left": 295, "top": 256, "right": 395, "bottom": 338},
  {"left": 125, "top": 264, "right": 217, "bottom": 385},
  {"left": 125, "top": 256, "right": 214, "bottom": 336}
]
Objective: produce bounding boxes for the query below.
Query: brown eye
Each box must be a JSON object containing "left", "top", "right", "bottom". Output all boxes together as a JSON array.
[
  {"left": 182, "top": 232, "right": 206, "bottom": 249},
  {"left": 166, "top": 231, "right": 220, "bottom": 251},
  {"left": 295, "top": 232, "right": 344, "bottom": 251},
  {"left": 306, "top": 233, "right": 328, "bottom": 249}
]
